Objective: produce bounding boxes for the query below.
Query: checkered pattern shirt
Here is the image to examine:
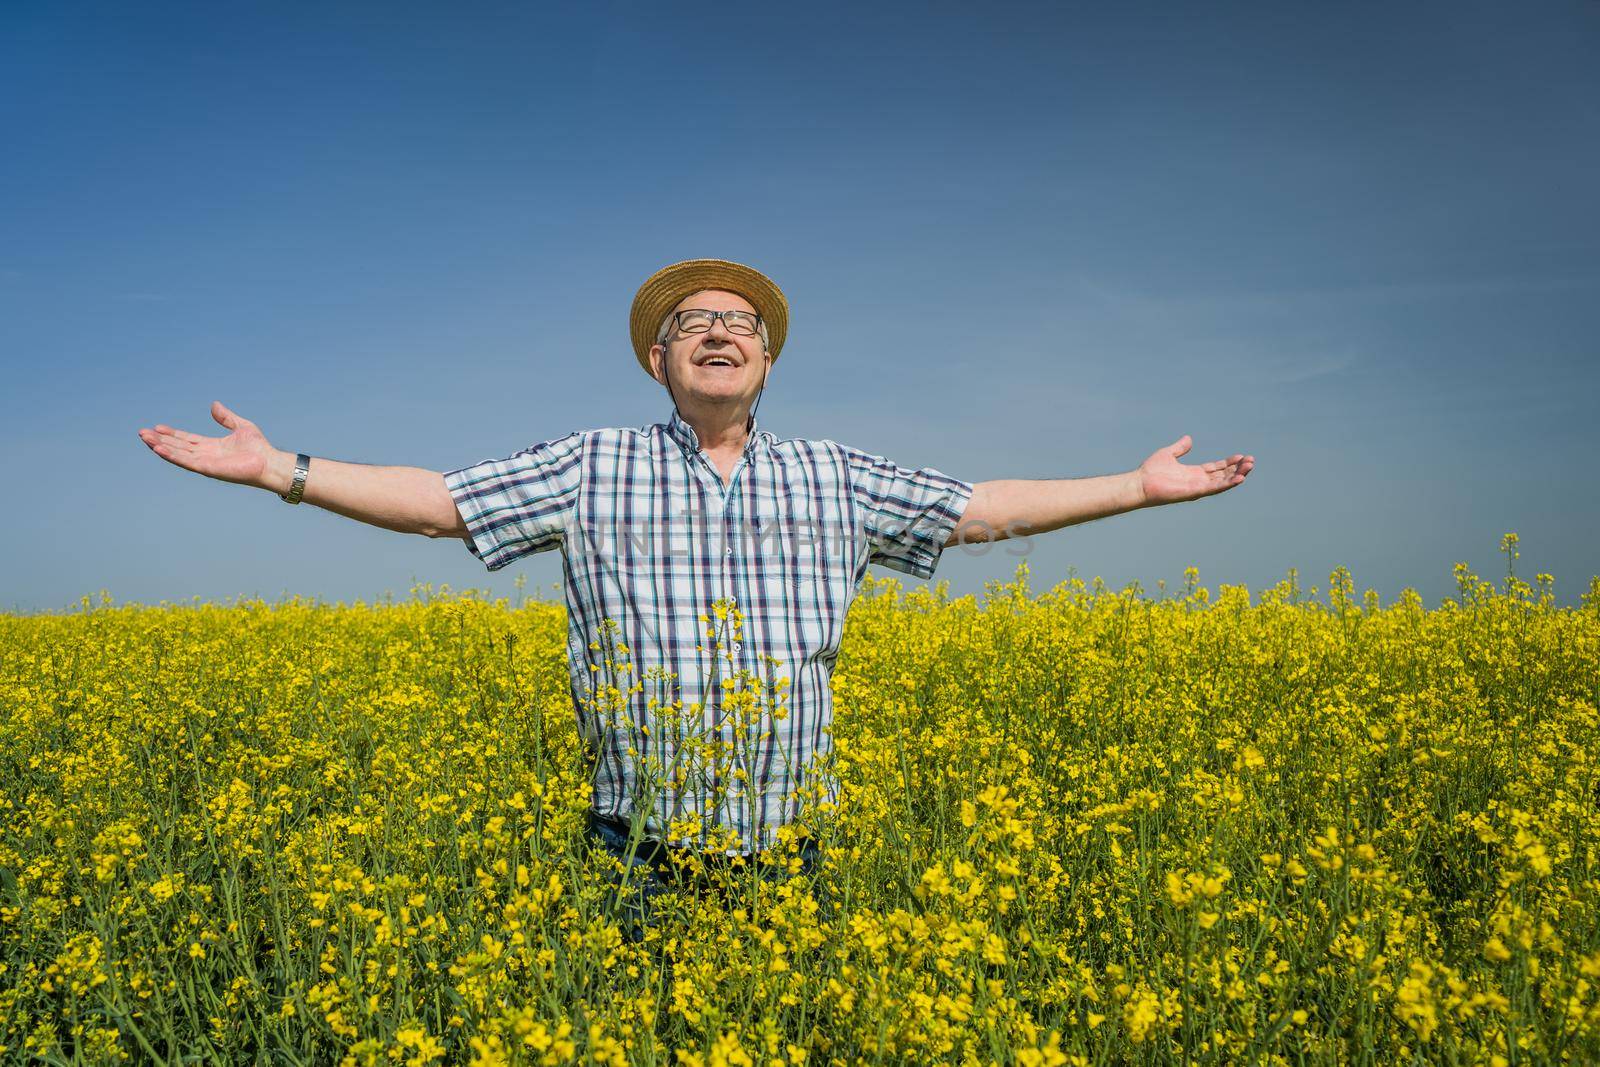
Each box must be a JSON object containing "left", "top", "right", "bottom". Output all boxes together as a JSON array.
[{"left": 444, "top": 408, "right": 974, "bottom": 855}]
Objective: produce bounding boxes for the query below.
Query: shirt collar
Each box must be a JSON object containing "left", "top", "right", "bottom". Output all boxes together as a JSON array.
[{"left": 666, "top": 408, "right": 764, "bottom": 457}]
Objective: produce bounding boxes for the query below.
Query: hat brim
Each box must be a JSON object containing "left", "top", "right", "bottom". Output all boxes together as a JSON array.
[{"left": 630, "top": 258, "right": 789, "bottom": 379}]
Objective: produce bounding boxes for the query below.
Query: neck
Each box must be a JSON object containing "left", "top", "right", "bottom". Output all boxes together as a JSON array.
[{"left": 677, "top": 401, "right": 751, "bottom": 452}]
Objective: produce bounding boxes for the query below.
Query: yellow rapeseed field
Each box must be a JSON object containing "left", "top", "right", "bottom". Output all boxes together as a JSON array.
[{"left": 4, "top": 535, "right": 1600, "bottom": 1065}]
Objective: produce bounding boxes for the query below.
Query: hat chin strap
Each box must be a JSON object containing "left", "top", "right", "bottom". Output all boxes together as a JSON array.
[{"left": 746, "top": 357, "right": 769, "bottom": 432}]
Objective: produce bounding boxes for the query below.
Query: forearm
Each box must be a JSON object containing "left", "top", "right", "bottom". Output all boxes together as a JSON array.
[
  {"left": 262, "top": 449, "right": 467, "bottom": 539},
  {"left": 954, "top": 472, "right": 1147, "bottom": 542}
]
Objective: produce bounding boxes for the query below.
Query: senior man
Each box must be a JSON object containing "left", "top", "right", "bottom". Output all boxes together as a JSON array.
[{"left": 136, "top": 257, "right": 1255, "bottom": 906}]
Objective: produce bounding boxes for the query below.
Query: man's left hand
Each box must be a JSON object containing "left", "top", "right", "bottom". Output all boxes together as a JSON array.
[{"left": 1137, "top": 436, "right": 1255, "bottom": 507}]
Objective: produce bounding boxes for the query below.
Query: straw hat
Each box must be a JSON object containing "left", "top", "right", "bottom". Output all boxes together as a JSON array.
[{"left": 630, "top": 258, "right": 789, "bottom": 378}]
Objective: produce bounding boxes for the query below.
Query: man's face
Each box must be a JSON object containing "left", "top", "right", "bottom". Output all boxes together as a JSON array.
[{"left": 648, "top": 289, "right": 770, "bottom": 408}]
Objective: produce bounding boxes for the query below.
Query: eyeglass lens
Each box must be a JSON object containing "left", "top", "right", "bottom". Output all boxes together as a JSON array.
[{"left": 677, "top": 310, "right": 759, "bottom": 336}]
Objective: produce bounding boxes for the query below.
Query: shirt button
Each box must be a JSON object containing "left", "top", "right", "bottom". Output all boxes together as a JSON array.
[
  {"left": 733, "top": 642, "right": 742, "bottom": 652},
  {"left": 725, "top": 546, "right": 733, "bottom": 556}
]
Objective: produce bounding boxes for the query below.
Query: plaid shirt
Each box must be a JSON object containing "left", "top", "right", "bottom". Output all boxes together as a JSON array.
[{"left": 444, "top": 408, "right": 974, "bottom": 854}]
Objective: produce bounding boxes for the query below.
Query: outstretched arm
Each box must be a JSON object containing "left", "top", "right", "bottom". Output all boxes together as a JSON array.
[
  {"left": 947, "top": 435, "right": 1256, "bottom": 545},
  {"left": 137, "top": 401, "right": 470, "bottom": 540}
]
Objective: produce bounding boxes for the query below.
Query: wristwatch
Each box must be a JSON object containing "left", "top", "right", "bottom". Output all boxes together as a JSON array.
[{"left": 280, "top": 453, "right": 311, "bottom": 504}]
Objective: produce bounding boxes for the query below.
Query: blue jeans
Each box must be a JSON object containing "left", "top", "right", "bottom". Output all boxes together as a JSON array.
[{"left": 583, "top": 809, "right": 825, "bottom": 944}]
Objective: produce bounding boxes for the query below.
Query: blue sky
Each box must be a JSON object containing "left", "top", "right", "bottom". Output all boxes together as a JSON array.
[{"left": 3, "top": 1, "right": 1597, "bottom": 613}]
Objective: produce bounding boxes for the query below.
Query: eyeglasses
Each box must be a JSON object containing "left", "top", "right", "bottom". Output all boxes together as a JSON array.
[{"left": 666, "top": 308, "right": 762, "bottom": 337}]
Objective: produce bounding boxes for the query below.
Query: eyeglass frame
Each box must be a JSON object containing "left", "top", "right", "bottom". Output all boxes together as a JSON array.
[{"left": 657, "top": 308, "right": 765, "bottom": 341}]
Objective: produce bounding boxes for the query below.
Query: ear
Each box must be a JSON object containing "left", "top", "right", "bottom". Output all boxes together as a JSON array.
[{"left": 648, "top": 343, "right": 667, "bottom": 385}]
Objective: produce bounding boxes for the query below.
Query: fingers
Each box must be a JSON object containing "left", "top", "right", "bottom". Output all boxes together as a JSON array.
[
  {"left": 141, "top": 426, "right": 204, "bottom": 449},
  {"left": 139, "top": 431, "right": 191, "bottom": 466},
  {"left": 212, "top": 400, "right": 239, "bottom": 430},
  {"left": 146, "top": 434, "right": 193, "bottom": 458},
  {"left": 1199, "top": 455, "right": 1256, "bottom": 494},
  {"left": 152, "top": 424, "right": 205, "bottom": 445}
]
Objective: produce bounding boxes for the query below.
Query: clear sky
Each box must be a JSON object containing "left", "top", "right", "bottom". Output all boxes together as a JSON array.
[{"left": 4, "top": 1, "right": 1597, "bottom": 613}]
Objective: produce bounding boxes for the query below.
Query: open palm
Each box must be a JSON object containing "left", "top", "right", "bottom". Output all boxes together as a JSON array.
[
  {"left": 1139, "top": 435, "right": 1255, "bottom": 506},
  {"left": 136, "top": 401, "right": 273, "bottom": 489}
]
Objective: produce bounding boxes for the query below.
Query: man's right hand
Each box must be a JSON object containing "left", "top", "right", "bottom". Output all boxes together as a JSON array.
[
  {"left": 137, "top": 400, "right": 282, "bottom": 493},
  {"left": 137, "top": 400, "right": 470, "bottom": 539}
]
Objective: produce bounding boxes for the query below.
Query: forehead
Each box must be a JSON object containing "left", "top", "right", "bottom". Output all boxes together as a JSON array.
[{"left": 673, "top": 289, "right": 758, "bottom": 315}]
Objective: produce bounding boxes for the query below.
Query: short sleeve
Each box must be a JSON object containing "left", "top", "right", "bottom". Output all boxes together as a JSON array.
[
  {"left": 837, "top": 444, "right": 974, "bottom": 580},
  {"left": 443, "top": 432, "right": 586, "bottom": 572}
]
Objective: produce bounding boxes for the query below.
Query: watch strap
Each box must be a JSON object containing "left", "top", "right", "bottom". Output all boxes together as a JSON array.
[{"left": 280, "top": 453, "right": 310, "bottom": 504}]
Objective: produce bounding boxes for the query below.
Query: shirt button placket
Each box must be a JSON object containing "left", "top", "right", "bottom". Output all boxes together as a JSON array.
[
  {"left": 721, "top": 474, "right": 739, "bottom": 655},
  {"left": 722, "top": 508, "right": 735, "bottom": 629}
]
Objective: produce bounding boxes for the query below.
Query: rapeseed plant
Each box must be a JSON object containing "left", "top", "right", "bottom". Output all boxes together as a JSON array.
[{"left": 1, "top": 542, "right": 1598, "bottom": 1063}]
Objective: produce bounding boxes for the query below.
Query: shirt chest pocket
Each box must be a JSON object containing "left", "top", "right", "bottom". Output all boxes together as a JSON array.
[{"left": 744, "top": 494, "right": 851, "bottom": 582}]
